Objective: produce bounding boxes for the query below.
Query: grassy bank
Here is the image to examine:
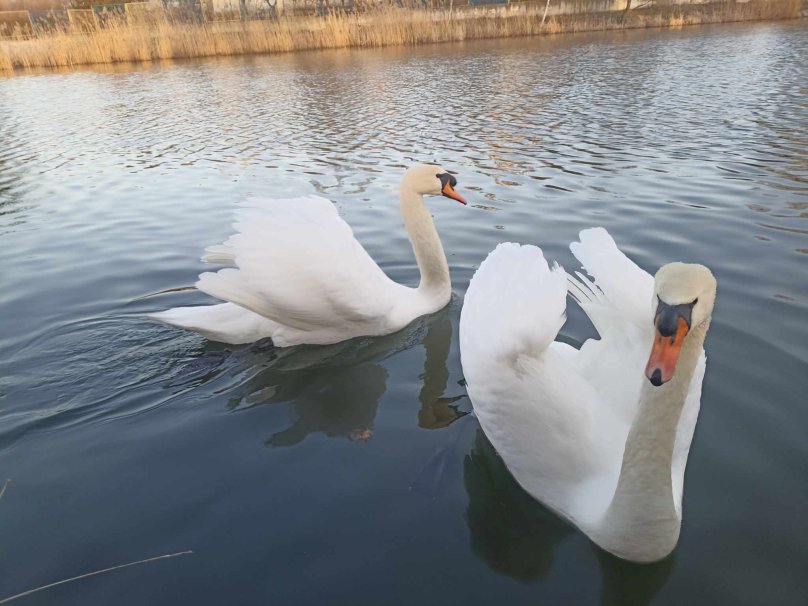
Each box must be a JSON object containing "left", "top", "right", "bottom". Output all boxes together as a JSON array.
[{"left": 0, "top": 0, "right": 802, "bottom": 72}]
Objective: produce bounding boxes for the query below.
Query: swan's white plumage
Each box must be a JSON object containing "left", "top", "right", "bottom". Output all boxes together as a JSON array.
[
  {"left": 201, "top": 243, "right": 236, "bottom": 265},
  {"left": 151, "top": 195, "right": 404, "bottom": 346},
  {"left": 460, "top": 243, "right": 567, "bottom": 368},
  {"left": 568, "top": 228, "right": 705, "bottom": 514},
  {"left": 150, "top": 165, "right": 460, "bottom": 346},
  {"left": 148, "top": 302, "right": 281, "bottom": 344},
  {"left": 460, "top": 228, "right": 710, "bottom": 562},
  {"left": 569, "top": 227, "right": 655, "bottom": 333},
  {"left": 196, "top": 195, "right": 401, "bottom": 334}
]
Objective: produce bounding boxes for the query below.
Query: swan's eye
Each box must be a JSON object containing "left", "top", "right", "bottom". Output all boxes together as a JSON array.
[{"left": 691, "top": 298, "right": 698, "bottom": 306}]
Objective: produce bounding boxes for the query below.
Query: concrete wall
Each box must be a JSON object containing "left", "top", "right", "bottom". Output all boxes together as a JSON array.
[
  {"left": 3, "top": 0, "right": 802, "bottom": 24},
  {"left": 205, "top": 0, "right": 287, "bottom": 18}
]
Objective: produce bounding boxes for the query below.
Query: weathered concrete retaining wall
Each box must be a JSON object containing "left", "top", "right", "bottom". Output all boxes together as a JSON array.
[{"left": 0, "top": 0, "right": 803, "bottom": 29}]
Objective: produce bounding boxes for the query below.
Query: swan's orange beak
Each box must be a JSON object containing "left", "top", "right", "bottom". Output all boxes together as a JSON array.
[
  {"left": 645, "top": 317, "right": 689, "bottom": 386},
  {"left": 442, "top": 181, "right": 467, "bottom": 205},
  {"left": 438, "top": 172, "right": 467, "bottom": 205},
  {"left": 645, "top": 297, "right": 695, "bottom": 386}
]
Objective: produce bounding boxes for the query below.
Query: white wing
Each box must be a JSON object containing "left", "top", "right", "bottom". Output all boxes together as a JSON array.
[
  {"left": 195, "top": 195, "right": 402, "bottom": 338},
  {"left": 565, "top": 228, "right": 657, "bottom": 424},
  {"left": 567, "top": 227, "right": 706, "bottom": 512},
  {"left": 460, "top": 243, "right": 604, "bottom": 512},
  {"left": 460, "top": 242, "right": 567, "bottom": 374},
  {"left": 461, "top": 231, "right": 707, "bottom": 522},
  {"left": 568, "top": 227, "right": 656, "bottom": 337}
]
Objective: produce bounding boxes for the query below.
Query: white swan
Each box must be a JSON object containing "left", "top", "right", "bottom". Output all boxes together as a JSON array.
[
  {"left": 150, "top": 164, "right": 467, "bottom": 346},
  {"left": 459, "top": 228, "right": 717, "bottom": 563}
]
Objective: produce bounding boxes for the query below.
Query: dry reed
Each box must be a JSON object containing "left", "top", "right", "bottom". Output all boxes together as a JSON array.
[
  {"left": 0, "top": 551, "right": 194, "bottom": 604},
  {"left": 0, "top": 0, "right": 803, "bottom": 72},
  {"left": 0, "top": 479, "right": 193, "bottom": 604}
]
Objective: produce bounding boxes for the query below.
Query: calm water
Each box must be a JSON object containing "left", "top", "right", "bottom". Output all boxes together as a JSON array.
[{"left": 1, "top": 21, "right": 807, "bottom": 605}]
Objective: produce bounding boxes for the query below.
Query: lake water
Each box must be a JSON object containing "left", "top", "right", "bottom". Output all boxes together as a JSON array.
[{"left": 1, "top": 20, "right": 806, "bottom": 605}]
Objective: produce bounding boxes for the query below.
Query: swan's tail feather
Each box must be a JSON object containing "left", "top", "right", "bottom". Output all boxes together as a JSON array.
[
  {"left": 460, "top": 243, "right": 567, "bottom": 376},
  {"left": 201, "top": 244, "right": 236, "bottom": 265},
  {"left": 148, "top": 303, "right": 279, "bottom": 345},
  {"left": 148, "top": 306, "right": 226, "bottom": 341}
]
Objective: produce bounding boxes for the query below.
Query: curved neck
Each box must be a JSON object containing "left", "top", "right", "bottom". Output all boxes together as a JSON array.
[
  {"left": 399, "top": 185, "right": 450, "bottom": 299},
  {"left": 596, "top": 319, "right": 710, "bottom": 562}
]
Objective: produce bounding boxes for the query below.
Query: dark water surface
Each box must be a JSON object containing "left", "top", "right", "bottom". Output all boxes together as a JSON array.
[{"left": 1, "top": 20, "right": 807, "bottom": 605}]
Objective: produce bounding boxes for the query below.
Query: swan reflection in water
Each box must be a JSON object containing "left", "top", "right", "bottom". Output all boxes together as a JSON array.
[
  {"left": 464, "top": 427, "right": 675, "bottom": 604},
  {"left": 174, "top": 303, "right": 670, "bottom": 600},
  {"left": 416, "top": 308, "right": 466, "bottom": 430},
  {"left": 186, "top": 306, "right": 466, "bottom": 446},
  {"left": 264, "top": 362, "right": 387, "bottom": 447}
]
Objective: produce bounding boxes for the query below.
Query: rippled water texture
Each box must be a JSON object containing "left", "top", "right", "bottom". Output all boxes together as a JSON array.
[{"left": 1, "top": 21, "right": 807, "bottom": 605}]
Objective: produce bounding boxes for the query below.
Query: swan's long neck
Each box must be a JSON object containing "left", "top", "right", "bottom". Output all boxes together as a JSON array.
[
  {"left": 399, "top": 185, "right": 450, "bottom": 300},
  {"left": 595, "top": 319, "right": 710, "bottom": 562}
]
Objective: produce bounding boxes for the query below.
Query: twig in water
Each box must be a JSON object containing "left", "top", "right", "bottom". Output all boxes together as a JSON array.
[
  {"left": 0, "top": 551, "right": 193, "bottom": 604},
  {"left": 0, "top": 479, "right": 9, "bottom": 502},
  {"left": 135, "top": 285, "right": 197, "bottom": 301}
]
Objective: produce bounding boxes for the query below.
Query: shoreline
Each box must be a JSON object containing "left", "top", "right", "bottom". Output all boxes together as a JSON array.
[{"left": 0, "top": 0, "right": 803, "bottom": 73}]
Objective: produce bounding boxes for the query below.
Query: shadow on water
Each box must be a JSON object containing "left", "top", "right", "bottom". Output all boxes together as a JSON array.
[
  {"left": 464, "top": 427, "right": 573, "bottom": 583},
  {"left": 172, "top": 305, "right": 467, "bottom": 448},
  {"left": 463, "top": 427, "right": 674, "bottom": 605},
  {"left": 264, "top": 362, "right": 386, "bottom": 447},
  {"left": 595, "top": 546, "right": 675, "bottom": 606}
]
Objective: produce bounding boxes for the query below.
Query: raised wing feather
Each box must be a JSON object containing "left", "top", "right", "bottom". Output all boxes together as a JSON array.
[
  {"left": 460, "top": 242, "right": 567, "bottom": 379},
  {"left": 460, "top": 242, "right": 604, "bottom": 510},
  {"left": 567, "top": 228, "right": 706, "bottom": 490},
  {"left": 566, "top": 228, "right": 657, "bottom": 421},
  {"left": 196, "top": 195, "right": 400, "bottom": 333},
  {"left": 459, "top": 230, "right": 708, "bottom": 528},
  {"left": 568, "top": 227, "right": 655, "bottom": 337}
]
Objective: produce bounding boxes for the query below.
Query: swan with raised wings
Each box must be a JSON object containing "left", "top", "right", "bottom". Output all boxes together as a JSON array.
[
  {"left": 459, "top": 228, "right": 716, "bottom": 563},
  {"left": 150, "top": 164, "right": 467, "bottom": 345}
]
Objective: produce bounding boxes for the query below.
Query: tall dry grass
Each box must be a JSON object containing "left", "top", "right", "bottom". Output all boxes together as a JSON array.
[{"left": 0, "top": 0, "right": 803, "bottom": 72}]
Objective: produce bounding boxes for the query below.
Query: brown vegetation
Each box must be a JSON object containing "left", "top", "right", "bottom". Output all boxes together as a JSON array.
[{"left": 0, "top": 0, "right": 803, "bottom": 73}]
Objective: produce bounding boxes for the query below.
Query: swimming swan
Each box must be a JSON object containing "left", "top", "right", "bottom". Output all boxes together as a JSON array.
[
  {"left": 459, "top": 228, "right": 716, "bottom": 563},
  {"left": 150, "top": 164, "right": 467, "bottom": 346}
]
